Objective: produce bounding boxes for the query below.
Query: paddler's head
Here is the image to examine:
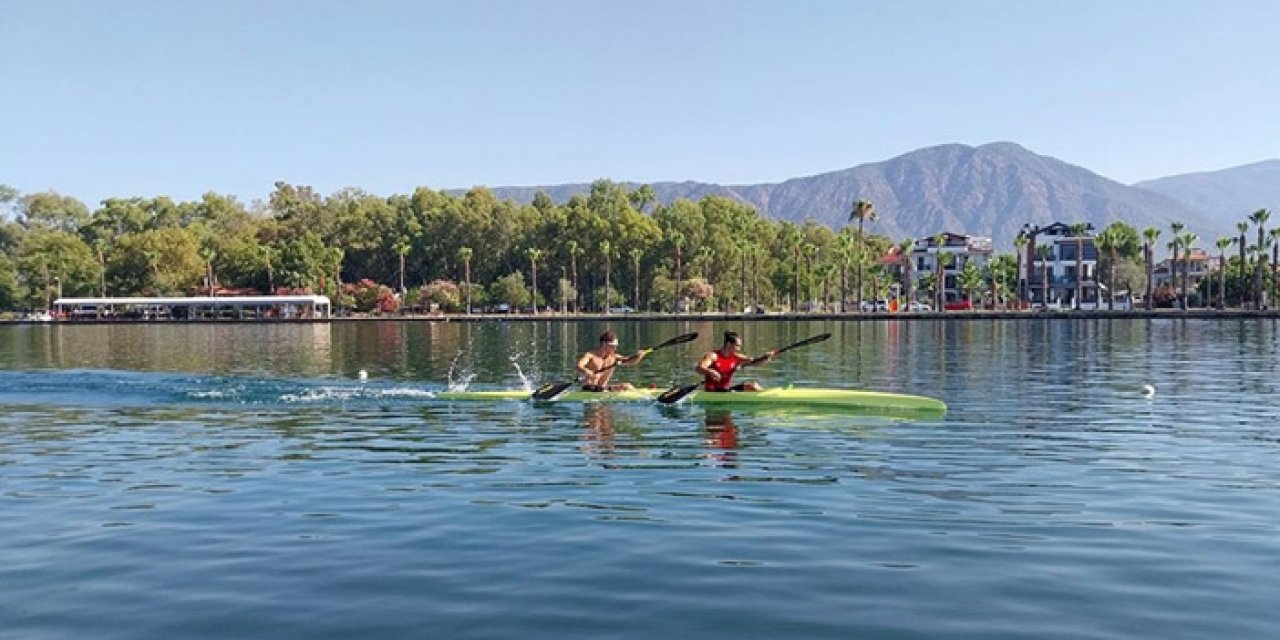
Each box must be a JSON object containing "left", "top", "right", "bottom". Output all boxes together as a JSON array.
[
  {"left": 599, "top": 330, "right": 619, "bottom": 353},
  {"left": 722, "top": 331, "right": 742, "bottom": 353}
]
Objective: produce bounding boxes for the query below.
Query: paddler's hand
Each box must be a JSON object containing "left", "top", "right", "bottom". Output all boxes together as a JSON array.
[{"left": 706, "top": 370, "right": 722, "bottom": 382}]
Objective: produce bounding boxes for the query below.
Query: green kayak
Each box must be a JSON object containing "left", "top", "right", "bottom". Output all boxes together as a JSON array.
[{"left": 435, "top": 387, "right": 946, "bottom": 416}]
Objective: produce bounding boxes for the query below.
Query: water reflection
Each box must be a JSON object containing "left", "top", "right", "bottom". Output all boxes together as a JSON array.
[
  {"left": 581, "top": 404, "right": 617, "bottom": 457},
  {"left": 702, "top": 409, "right": 740, "bottom": 468}
]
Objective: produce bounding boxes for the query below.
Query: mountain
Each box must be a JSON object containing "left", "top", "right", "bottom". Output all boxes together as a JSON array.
[
  {"left": 1133, "top": 160, "right": 1280, "bottom": 222},
  {"left": 462, "top": 142, "right": 1224, "bottom": 250}
]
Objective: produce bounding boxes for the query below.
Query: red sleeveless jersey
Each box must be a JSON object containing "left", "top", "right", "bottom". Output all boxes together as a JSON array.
[{"left": 704, "top": 350, "right": 751, "bottom": 391}]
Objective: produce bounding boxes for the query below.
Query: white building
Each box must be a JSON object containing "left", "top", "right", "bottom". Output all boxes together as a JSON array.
[
  {"left": 909, "top": 232, "right": 994, "bottom": 307},
  {"left": 1020, "top": 222, "right": 1100, "bottom": 308}
]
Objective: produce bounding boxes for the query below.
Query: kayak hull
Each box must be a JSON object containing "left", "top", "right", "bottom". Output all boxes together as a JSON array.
[{"left": 436, "top": 387, "right": 946, "bottom": 416}]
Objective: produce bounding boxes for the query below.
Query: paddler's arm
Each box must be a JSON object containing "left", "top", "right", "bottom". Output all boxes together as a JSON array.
[
  {"left": 616, "top": 349, "right": 649, "bottom": 366},
  {"left": 576, "top": 352, "right": 597, "bottom": 378},
  {"left": 745, "top": 350, "right": 780, "bottom": 367},
  {"left": 694, "top": 352, "right": 721, "bottom": 382}
]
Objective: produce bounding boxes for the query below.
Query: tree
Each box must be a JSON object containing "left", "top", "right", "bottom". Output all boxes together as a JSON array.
[
  {"left": 526, "top": 247, "right": 543, "bottom": 314},
  {"left": 1250, "top": 208, "right": 1270, "bottom": 306},
  {"left": 629, "top": 248, "right": 643, "bottom": 310},
  {"left": 668, "top": 230, "right": 684, "bottom": 313},
  {"left": 1236, "top": 220, "right": 1250, "bottom": 307},
  {"left": 1215, "top": 237, "right": 1233, "bottom": 310},
  {"left": 457, "top": 246, "right": 473, "bottom": 313},
  {"left": 1169, "top": 221, "right": 1185, "bottom": 309},
  {"left": 1013, "top": 233, "right": 1028, "bottom": 304},
  {"left": 18, "top": 192, "right": 91, "bottom": 234},
  {"left": 1142, "top": 227, "right": 1160, "bottom": 310},
  {"left": 1070, "top": 222, "right": 1089, "bottom": 309},
  {"left": 957, "top": 263, "right": 985, "bottom": 310},
  {"left": 1094, "top": 228, "right": 1117, "bottom": 310},
  {"left": 1037, "top": 244, "right": 1053, "bottom": 306},
  {"left": 897, "top": 239, "right": 914, "bottom": 310},
  {"left": 933, "top": 233, "right": 950, "bottom": 311},
  {"left": 848, "top": 199, "right": 876, "bottom": 310},
  {"left": 1179, "top": 232, "right": 1198, "bottom": 308},
  {"left": 566, "top": 239, "right": 583, "bottom": 313},
  {"left": 834, "top": 233, "right": 854, "bottom": 312},
  {"left": 600, "top": 239, "right": 613, "bottom": 313},
  {"left": 418, "top": 279, "right": 462, "bottom": 313},
  {"left": 491, "top": 272, "right": 530, "bottom": 311},
  {"left": 394, "top": 239, "right": 411, "bottom": 295}
]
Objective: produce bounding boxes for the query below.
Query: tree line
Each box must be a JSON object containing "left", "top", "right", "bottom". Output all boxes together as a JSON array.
[{"left": 0, "top": 181, "right": 1272, "bottom": 313}]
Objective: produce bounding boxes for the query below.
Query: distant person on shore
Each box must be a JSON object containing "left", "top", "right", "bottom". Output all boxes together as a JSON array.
[
  {"left": 577, "top": 330, "right": 647, "bottom": 392},
  {"left": 695, "top": 331, "right": 778, "bottom": 392}
]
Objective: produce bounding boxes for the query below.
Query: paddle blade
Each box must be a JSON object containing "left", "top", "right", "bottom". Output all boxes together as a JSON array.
[
  {"left": 657, "top": 382, "right": 701, "bottom": 405},
  {"left": 653, "top": 331, "right": 699, "bottom": 350},
  {"left": 776, "top": 332, "right": 833, "bottom": 354},
  {"left": 531, "top": 380, "right": 574, "bottom": 401}
]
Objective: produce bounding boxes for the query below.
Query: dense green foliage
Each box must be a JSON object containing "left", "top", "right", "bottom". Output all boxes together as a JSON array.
[{"left": 1, "top": 181, "right": 1272, "bottom": 313}]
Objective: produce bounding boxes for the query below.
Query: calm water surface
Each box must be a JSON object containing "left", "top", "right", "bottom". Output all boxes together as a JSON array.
[{"left": 1, "top": 319, "right": 1278, "bottom": 639}]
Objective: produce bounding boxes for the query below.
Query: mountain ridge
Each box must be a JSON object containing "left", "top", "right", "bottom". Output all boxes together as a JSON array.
[{"left": 449, "top": 142, "right": 1270, "bottom": 250}]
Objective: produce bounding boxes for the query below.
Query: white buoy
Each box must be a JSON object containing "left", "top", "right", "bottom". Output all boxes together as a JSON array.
[
  {"left": 1141, "top": 384, "right": 1156, "bottom": 398},
  {"left": 358, "top": 369, "right": 369, "bottom": 381}
]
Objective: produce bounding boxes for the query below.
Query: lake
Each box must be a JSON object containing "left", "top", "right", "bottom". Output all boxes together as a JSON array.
[{"left": 1, "top": 319, "right": 1278, "bottom": 639}]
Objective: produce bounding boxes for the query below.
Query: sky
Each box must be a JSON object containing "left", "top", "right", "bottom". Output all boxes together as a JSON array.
[{"left": 3, "top": 0, "right": 1279, "bottom": 208}]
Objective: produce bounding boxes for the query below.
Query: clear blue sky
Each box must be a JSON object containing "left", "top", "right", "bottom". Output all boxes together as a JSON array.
[{"left": 3, "top": 0, "right": 1279, "bottom": 207}]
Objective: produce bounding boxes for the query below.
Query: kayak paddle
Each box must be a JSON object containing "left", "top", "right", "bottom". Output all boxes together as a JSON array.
[
  {"left": 531, "top": 331, "right": 699, "bottom": 401},
  {"left": 656, "top": 332, "right": 833, "bottom": 404}
]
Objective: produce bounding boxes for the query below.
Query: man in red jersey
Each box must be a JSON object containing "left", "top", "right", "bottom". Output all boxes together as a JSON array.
[{"left": 694, "top": 331, "right": 777, "bottom": 392}]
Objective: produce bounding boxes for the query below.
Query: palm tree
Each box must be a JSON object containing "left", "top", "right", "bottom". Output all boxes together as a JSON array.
[
  {"left": 1270, "top": 228, "right": 1280, "bottom": 305},
  {"left": 1236, "top": 220, "right": 1250, "bottom": 307},
  {"left": 1070, "top": 222, "right": 1089, "bottom": 309},
  {"left": 804, "top": 243, "right": 819, "bottom": 307},
  {"left": 667, "top": 231, "right": 683, "bottom": 314},
  {"left": 933, "top": 233, "right": 950, "bottom": 311},
  {"left": 835, "top": 233, "right": 854, "bottom": 312},
  {"left": 1037, "top": 244, "right": 1053, "bottom": 307},
  {"left": 566, "top": 239, "right": 583, "bottom": 313},
  {"left": 526, "top": 247, "right": 543, "bottom": 314},
  {"left": 897, "top": 239, "right": 914, "bottom": 311},
  {"left": 1179, "top": 232, "right": 1197, "bottom": 308},
  {"left": 957, "top": 263, "right": 985, "bottom": 310},
  {"left": 1250, "top": 209, "right": 1271, "bottom": 306},
  {"left": 93, "top": 239, "right": 108, "bottom": 298},
  {"left": 394, "top": 239, "right": 411, "bottom": 296},
  {"left": 1169, "top": 222, "right": 1185, "bottom": 308},
  {"left": 600, "top": 240, "right": 613, "bottom": 313},
  {"left": 199, "top": 247, "right": 217, "bottom": 296},
  {"left": 457, "top": 246, "right": 473, "bottom": 314},
  {"left": 1012, "top": 233, "right": 1028, "bottom": 305},
  {"left": 1215, "top": 237, "right": 1233, "bottom": 310},
  {"left": 1094, "top": 228, "right": 1116, "bottom": 310},
  {"left": 788, "top": 229, "right": 803, "bottom": 310},
  {"left": 629, "top": 248, "right": 643, "bottom": 311},
  {"left": 1142, "top": 227, "right": 1159, "bottom": 310},
  {"left": 848, "top": 199, "right": 877, "bottom": 311}
]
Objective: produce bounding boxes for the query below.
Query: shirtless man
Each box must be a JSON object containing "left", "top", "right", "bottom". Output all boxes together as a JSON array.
[{"left": 577, "top": 330, "right": 647, "bottom": 392}]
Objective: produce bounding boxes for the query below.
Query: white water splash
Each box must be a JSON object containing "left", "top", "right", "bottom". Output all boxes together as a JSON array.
[{"left": 511, "top": 357, "right": 534, "bottom": 392}]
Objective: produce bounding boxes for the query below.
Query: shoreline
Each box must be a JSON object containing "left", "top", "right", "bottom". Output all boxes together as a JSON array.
[{"left": 6, "top": 308, "right": 1280, "bottom": 325}]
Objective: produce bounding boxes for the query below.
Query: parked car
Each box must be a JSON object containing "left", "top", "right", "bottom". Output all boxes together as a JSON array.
[
  {"left": 944, "top": 299, "right": 973, "bottom": 311},
  {"left": 907, "top": 301, "right": 932, "bottom": 312},
  {"left": 859, "top": 299, "right": 889, "bottom": 312},
  {"left": 608, "top": 306, "right": 636, "bottom": 313}
]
